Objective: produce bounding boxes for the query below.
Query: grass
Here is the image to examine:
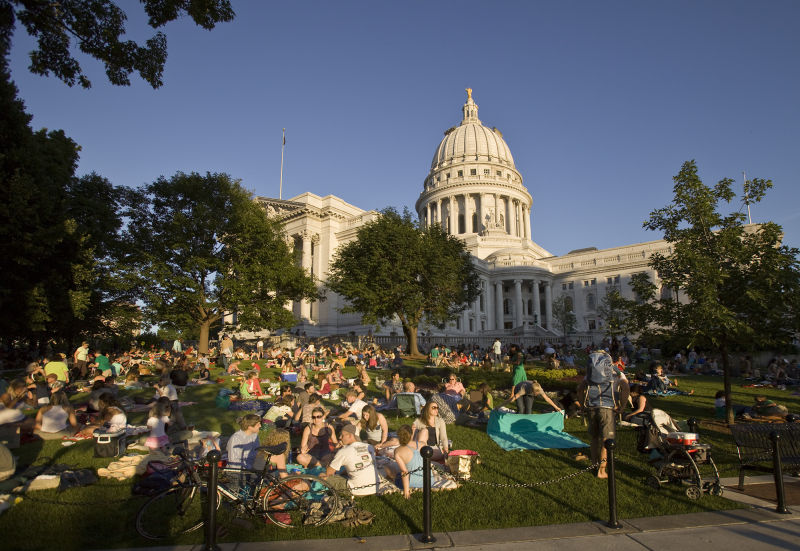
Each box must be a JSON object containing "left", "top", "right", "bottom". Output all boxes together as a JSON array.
[{"left": 1, "top": 360, "right": 798, "bottom": 550}]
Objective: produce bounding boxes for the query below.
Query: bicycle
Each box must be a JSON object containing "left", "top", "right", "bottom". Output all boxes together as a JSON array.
[{"left": 135, "top": 442, "right": 341, "bottom": 540}]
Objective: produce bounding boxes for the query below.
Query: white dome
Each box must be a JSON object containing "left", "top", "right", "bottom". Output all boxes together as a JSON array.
[{"left": 430, "top": 92, "right": 515, "bottom": 171}]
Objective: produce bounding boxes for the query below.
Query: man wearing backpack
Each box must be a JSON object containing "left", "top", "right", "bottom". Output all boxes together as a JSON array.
[{"left": 577, "top": 350, "right": 629, "bottom": 478}]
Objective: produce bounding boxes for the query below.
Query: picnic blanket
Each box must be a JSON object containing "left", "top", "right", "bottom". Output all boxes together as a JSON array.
[{"left": 487, "top": 410, "right": 586, "bottom": 451}]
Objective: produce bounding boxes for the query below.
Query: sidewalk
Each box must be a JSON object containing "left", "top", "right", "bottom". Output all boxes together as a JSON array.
[{"left": 101, "top": 476, "right": 800, "bottom": 551}]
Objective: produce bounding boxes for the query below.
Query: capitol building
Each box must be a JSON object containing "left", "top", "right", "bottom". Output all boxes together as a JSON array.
[{"left": 256, "top": 90, "right": 671, "bottom": 345}]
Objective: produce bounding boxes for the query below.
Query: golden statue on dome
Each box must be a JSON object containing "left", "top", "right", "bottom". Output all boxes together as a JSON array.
[{"left": 466, "top": 87, "right": 472, "bottom": 100}]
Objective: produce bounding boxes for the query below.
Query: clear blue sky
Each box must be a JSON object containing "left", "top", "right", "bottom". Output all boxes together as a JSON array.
[{"left": 8, "top": 1, "right": 800, "bottom": 256}]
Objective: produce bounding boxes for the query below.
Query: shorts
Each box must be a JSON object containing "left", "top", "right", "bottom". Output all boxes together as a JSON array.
[{"left": 587, "top": 407, "right": 615, "bottom": 441}]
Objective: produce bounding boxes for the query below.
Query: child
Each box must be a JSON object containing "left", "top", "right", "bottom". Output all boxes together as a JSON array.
[{"left": 145, "top": 400, "right": 171, "bottom": 453}]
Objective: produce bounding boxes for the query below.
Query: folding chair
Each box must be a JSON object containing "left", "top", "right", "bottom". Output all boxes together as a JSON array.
[{"left": 395, "top": 394, "right": 419, "bottom": 418}]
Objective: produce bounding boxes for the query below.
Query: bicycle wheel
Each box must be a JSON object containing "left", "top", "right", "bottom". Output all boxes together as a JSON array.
[
  {"left": 136, "top": 484, "right": 218, "bottom": 540},
  {"left": 260, "top": 474, "right": 340, "bottom": 528}
]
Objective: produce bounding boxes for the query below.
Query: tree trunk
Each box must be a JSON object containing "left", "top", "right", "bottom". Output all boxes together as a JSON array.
[
  {"left": 198, "top": 320, "right": 212, "bottom": 354},
  {"left": 720, "top": 343, "right": 735, "bottom": 425},
  {"left": 401, "top": 322, "right": 420, "bottom": 356}
]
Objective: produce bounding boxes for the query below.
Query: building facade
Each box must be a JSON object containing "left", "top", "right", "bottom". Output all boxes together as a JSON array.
[{"left": 255, "top": 91, "right": 672, "bottom": 343}]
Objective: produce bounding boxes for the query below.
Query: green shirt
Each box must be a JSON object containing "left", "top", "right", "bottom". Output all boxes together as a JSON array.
[
  {"left": 512, "top": 364, "right": 527, "bottom": 387},
  {"left": 94, "top": 354, "right": 111, "bottom": 373},
  {"left": 45, "top": 361, "right": 69, "bottom": 382}
]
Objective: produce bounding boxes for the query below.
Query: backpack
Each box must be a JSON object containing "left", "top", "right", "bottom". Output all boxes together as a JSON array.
[{"left": 584, "top": 351, "right": 618, "bottom": 408}]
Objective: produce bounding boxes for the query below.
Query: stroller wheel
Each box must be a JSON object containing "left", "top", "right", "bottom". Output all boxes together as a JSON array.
[
  {"left": 645, "top": 476, "right": 661, "bottom": 490},
  {"left": 709, "top": 483, "right": 723, "bottom": 497},
  {"left": 685, "top": 486, "right": 701, "bottom": 500}
]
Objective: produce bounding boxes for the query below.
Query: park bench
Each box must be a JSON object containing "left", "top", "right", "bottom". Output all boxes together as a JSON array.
[{"left": 729, "top": 422, "right": 800, "bottom": 490}]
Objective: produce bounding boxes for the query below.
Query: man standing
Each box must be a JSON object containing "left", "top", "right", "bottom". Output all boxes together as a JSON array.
[
  {"left": 73, "top": 342, "right": 90, "bottom": 377},
  {"left": 492, "top": 338, "right": 502, "bottom": 371},
  {"left": 256, "top": 338, "right": 264, "bottom": 359},
  {"left": 220, "top": 335, "right": 234, "bottom": 370},
  {"left": 322, "top": 424, "right": 378, "bottom": 496},
  {"left": 172, "top": 338, "right": 182, "bottom": 355},
  {"left": 577, "top": 350, "right": 628, "bottom": 478}
]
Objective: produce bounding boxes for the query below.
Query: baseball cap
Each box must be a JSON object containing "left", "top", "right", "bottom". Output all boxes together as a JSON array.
[{"left": 341, "top": 423, "right": 358, "bottom": 436}]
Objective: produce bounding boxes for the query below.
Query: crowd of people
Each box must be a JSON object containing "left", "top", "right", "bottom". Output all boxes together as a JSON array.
[{"left": 0, "top": 335, "right": 796, "bottom": 498}]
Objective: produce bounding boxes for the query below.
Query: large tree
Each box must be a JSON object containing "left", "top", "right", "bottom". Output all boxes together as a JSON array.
[
  {"left": 618, "top": 160, "right": 800, "bottom": 423},
  {"left": 123, "top": 172, "right": 318, "bottom": 353},
  {"left": 326, "top": 208, "right": 481, "bottom": 356},
  {"left": 2, "top": 0, "right": 234, "bottom": 88}
]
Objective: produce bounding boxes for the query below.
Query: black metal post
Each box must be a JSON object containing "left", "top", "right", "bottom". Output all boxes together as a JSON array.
[
  {"left": 203, "top": 449, "right": 222, "bottom": 551},
  {"left": 769, "top": 431, "right": 790, "bottom": 514},
  {"left": 687, "top": 417, "right": 699, "bottom": 434},
  {"left": 419, "top": 445, "right": 436, "bottom": 543},
  {"left": 604, "top": 439, "right": 620, "bottom": 529}
]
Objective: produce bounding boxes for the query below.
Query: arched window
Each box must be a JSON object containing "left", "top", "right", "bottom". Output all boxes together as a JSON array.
[{"left": 586, "top": 293, "right": 596, "bottom": 311}]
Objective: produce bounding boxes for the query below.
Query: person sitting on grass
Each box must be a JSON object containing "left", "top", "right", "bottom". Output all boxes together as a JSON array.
[
  {"left": 350, "top": 381, "right": 367, "bottom": 402},
  {"left": 297, "top": 406, "right": 338, "bottom": 468},
  {"left": 301, "top": 393, "right": 329, "bottom": 424},
  {"left": 392, "top": 424, "right": 426, "bottom": 499},
  {"left": 34, "top": 391, "right": 79, "bottom": 439},
  {"left": 646, "top": 364, "right": 693, "bottom": 395},
  {"left": 338, "top": 389, "right": 368, "bottom": 423},
  {"left": 145, "top": 400, "right": 171, "bottom": 453},
  {"left": 384, "top": 370, "right": 404, "bottom": 402},
  {"left": 476, "top": 382, "right": 494, "bottom": 419},
  {"left": 263, "top": 395, "right": 294, "bottom": 428},
  {"left": 359, "top": 404, "right": 397, "bottom": 450},
  {"left": 240, "top": 371, "right": 264, "bottom": 399},
  {"left": 321, "top": 423, "right": 378, "bottom": 496},
  {"left": 388, "top": 381, "right": 426, "bottom": 415},
  {"left": 412, "top": 401, "right": 449, "bottom": 462}
]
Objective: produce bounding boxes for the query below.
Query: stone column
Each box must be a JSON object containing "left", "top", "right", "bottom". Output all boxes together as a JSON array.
[
  {"left": 495, "top": 281, "right": 504, "bottom": 330},
  {"left": 486, "top": 278, "right": 494, "bottom": 330},
  {"left": 448, "top": 196, "right": 456, "bottom": 234},
  {"left": 494, "top": 193, "right": 500, "bottom": 227},
  {"left": 524, "top": 205, "right": 532, "bottom": 239},
  {"left": 479, "top": 193, "right": 486, "bottom": 233},
  {"left": 300, "top": 231, "right": 312, "bottom": 321},
  {"left": 532, "top": 278, "right": 541, "bottom": 326},
  {"left": 514, "top": 279, "right": 523, "bottom": 328},
  {"left": 544, "top": 281, "right": 553, "bottom": 330},
  {"left": 465, "top": 194, "right": 473, "bottom": 233},
  {"left": 516, "top": 201, "right": 522, "bottom": 236}
]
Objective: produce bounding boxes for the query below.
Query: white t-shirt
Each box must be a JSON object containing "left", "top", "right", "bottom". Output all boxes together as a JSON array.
[
  {"left": 347, "top": 399, "right": 367, "bottom": 419},
  {"left": 147, "top": 415, "right": 169, "bottom": 438},
  {"left": 493, "top": 340, "right": 502, "bottom": 355},
  {"left": 156, "top": 383, "right": 179, "bottom": 401},
  {"left": 329, "top": 441, "right": 377, "bottom": 496}
]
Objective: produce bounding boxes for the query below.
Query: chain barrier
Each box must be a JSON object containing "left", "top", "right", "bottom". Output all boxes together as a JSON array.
[{"left": 431, "top": 460, "right": 603, "bottom": 488}]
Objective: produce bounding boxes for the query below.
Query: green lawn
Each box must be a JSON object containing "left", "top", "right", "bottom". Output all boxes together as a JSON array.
[{"left": 1, "top": 360, "right": 797, "bottom": 551}]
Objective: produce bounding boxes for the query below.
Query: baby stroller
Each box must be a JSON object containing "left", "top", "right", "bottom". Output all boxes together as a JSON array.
[{"left": 636, "top": 409, "right": 722, "bottom": 500}]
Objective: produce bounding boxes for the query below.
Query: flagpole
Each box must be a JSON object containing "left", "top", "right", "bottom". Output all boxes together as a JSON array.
[
  {"left": 743, "top": 170, "right": 752, "bottom": 224},
  {"left": 279, "top": 128, "right": 285, "bottom": 200}
]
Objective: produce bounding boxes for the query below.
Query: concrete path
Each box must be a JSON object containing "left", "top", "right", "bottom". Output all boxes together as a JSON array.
[{"left": 99, "top": 476, "right": 800, "bottom": 551}]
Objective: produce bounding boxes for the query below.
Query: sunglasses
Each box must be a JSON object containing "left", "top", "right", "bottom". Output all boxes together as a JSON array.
[
  {"left": 312, "top": 415, "right": 323, "bottom": 419},
  {"left": 430, "top": 406, "right": 438, "bottom": 410}
]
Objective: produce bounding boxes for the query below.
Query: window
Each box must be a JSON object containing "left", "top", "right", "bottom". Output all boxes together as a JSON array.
[
  {"left": 496, "top": 170, "right": 502, "bottom": 176},
  {"left": 446, "top": 173, "right": 450, "bottom": 179},
  {"left": 483, "top": 168, "right": 490, "bottom": 175},
  {"left": 458, "top": 214, "right": 465, "bottom": 234},
  {"left": 469, "top": 319, "right": 474, "bottom": 332},
  {"left": 479, "top": 293, "right": 484, "bottom": 311},
  {"left": 471, "top": 212, "right": 478, "bottom": 232},
  {"left": 562, "top": 283, "right": 567, "bottom": 290},
  {"left": 568, "top": 282, "right": 574, "bottom": 290},
  {"left": 503, "top": 299, "right": 511, "bottom": 315},
  {"left": 661, "top": 286, "right": 672, "bottom": 300},
  {"left": 586, "top": 293, "right": 596, "bottom": 311},
  {"left": 588, "top": 319, "right": 597, "bottom": 330},
  {"left": 457, "top": 170, "right": 463, "bottom": 177},
  {"left": 607, "top": 275, "right": 620, "bottom": 285},
  {"left": 456, "top": 318, "right": 461, "bottom": 330},
  {"left": 527, "top": 299, "right": 532, "bottom": 315},
  {"left": 470, "top": 168, "right": 477, "bottom": 176}
]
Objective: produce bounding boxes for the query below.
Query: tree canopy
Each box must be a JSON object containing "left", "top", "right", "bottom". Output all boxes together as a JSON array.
[
  {"left": 616, "top": 160, "right": 800, "bottom": 423},
  {"left": 123, "top": 172, "right": 318, "bottom": 353},
  {"left": 2, "top": 0, "right": 234, "bottom": 87},
  {"left": 326, "top": 208, "right": 481, "bottom": 356}
]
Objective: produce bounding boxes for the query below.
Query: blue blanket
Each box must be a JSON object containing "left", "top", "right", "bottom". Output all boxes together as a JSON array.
[{"left": 487, "top": 410, "right": 587, "bottom": 451}]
